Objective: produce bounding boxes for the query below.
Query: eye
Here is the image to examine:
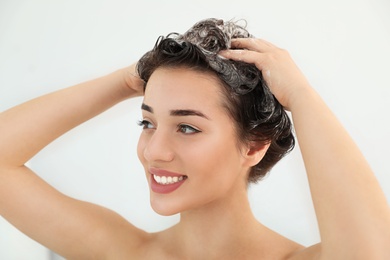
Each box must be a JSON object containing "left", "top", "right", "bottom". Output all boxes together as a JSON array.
[
  {"left": 137, "top": 119, "right": 155, "bottom": 130},
  {"left": 178, "top": 124, "right": 201, "bottom": 134}
]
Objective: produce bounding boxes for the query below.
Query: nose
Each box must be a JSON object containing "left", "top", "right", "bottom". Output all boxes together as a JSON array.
[{"left": 142, "top": 129, "right": 175, "bottom": 163}]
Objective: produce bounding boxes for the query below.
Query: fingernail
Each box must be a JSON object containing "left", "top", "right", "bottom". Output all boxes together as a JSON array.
[{"left": 217, "top": 53, "right": 228, "bottom": 59}]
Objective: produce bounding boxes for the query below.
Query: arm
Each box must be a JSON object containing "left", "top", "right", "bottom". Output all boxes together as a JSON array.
[
  {"left": 0, "top": 65, "right": 147, "bottom": 259},
  {"left": 221, "top": 39, "right": 390, "bottom": 259}
]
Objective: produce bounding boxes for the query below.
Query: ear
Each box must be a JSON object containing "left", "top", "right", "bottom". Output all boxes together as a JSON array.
[{"left": 241, "top": 141, "right": 270, "bottom": 168}]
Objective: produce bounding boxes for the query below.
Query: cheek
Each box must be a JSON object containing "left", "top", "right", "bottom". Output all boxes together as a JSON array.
[
  {"left": 136, "top": 134, "right": 147, "bottom": 165},
  {"left": 185, "top": 135, "right": 244, "bottom": 179},
  {"left": 182, "top": 138, "right": 246, "bottom": 206}
]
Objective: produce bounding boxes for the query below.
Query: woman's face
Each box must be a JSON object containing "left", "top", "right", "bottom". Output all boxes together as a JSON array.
[{"left": 137, "top": 67, "right": 251, "bottom": 216}]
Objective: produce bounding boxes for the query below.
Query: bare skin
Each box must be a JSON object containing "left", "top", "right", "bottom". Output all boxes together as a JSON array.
[
  {"left": 136, "top": 67, "right": 303, "bottom": 259},
  {"left": 221, "top": 38, "right": 390, "bottom": 259},
  {"left": 0, "top": 38, "right": 389, "bottom": 259}
]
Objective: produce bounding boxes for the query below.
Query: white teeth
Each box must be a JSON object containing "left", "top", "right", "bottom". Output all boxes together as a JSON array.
[{"left": 153, "top": 175, "right": 185, "bottom": 185}]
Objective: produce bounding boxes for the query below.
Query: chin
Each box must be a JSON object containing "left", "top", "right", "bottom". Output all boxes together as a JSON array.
[{"left": 150, "top": 197, "right": 182, "bottom": 216}]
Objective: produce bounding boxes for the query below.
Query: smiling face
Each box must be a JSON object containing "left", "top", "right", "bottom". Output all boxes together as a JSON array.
[{"left": 137, "top": 67, "right": 253, "bottom": 216}]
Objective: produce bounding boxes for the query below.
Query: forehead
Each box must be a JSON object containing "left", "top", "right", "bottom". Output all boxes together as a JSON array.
[{"left": 143, "top": 67, "right": 226, "bottom": 113}]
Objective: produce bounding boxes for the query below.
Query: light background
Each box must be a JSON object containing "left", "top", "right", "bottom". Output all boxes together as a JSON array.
[{"left": 1, "top": 0, "right": 389, "bottom": 259}]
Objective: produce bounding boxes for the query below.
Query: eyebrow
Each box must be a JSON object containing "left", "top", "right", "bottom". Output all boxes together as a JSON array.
[
  {"left": 141, "top": 103, "right": 153, "bottom": 113},
  {"left": 170, "top": 109, "right": 209, "bottom": 119},
  {"left": 141, "top": 103, "right": 209, "bottom": 120}
]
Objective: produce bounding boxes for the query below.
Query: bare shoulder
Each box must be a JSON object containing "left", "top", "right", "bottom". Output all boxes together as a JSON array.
[
  {"left": 42, "top": 196, "right": 151, "bottom": 259},
  {"left": 78, "top": 203, "right": 151, "bottom": 259},
  {"left": 286, "top": 243, "right": 321, "bottom": 260},
  {"left": 0, "top": 166, "right": 150, "bottom": 259}
]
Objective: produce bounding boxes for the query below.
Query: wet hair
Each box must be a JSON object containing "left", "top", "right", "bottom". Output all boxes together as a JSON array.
[{"left": 137, "top": 18, "right": 295, "bottom": 183}]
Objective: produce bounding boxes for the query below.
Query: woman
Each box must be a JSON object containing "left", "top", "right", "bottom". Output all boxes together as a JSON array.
[{"left": 0, "top": 18, "right": 389, "bottom": 259}]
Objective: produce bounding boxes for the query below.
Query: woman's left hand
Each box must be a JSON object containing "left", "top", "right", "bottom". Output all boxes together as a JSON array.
[
  {"left": 220, "top": 38, "right": 310, "bottom": 110},
  {"left": 221, "top": 39, "right": 390, "bottom": 259}
]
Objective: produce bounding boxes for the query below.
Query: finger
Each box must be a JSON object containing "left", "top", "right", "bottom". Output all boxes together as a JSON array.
[
  {"left": 230, "top": 38, "right": 277, "bottom": 52},
  {"left": 219, "top": 49, "right": 266, "bottom": 70}
]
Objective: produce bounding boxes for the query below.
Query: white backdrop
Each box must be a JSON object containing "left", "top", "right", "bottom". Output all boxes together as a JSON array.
[{"left": 1, "top": 0, "right": 390, "bottom": 259}]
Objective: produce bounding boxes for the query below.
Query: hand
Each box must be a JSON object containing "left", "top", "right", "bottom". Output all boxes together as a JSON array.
[
  {"left": 220, "top": 38, "right": 311, "bottom": 109},
  {"left": 122, "top": 63, "right": 145, "bottom": 98}
]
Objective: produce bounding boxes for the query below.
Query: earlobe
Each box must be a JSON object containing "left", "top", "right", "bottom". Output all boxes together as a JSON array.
[{"left": 243, "top": 142, "right": 270, "bottom": 167}]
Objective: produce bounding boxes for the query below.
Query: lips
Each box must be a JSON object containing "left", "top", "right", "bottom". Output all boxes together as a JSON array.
[{"left": 149, "top": 168, "right": 187, "bottom": 194}]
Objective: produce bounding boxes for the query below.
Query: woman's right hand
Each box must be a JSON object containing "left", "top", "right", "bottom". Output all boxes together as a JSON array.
[{"left": 122, "top": 63, "right": 145, "bottom": 98}]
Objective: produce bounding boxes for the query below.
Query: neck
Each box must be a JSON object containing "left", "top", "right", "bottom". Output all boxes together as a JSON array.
[{"left": 167, "top": 184, "right": 265, "bottom": 258}]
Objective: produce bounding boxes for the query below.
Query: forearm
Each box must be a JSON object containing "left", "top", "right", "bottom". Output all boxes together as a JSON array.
[
  {"left": 0, "top": 69, "right": 135, "bottom": 167},
  {"left": 290, "top": 87, "right": 390, "bottom": 255}
]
